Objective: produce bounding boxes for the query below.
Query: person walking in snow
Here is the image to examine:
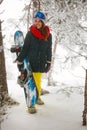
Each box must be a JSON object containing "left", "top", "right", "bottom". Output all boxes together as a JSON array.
[{"left": 16, "top": 11, "right": 52, "bottom": 114}]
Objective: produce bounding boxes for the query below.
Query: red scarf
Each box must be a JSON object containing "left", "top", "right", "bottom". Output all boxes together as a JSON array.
[{"left": 30, "top": 25, "right": 50, "bottom": 40}]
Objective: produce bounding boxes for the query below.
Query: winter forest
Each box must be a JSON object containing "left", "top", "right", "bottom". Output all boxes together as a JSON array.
[{"left": 0, "top": 0, "right": 87, "bottom": 130}]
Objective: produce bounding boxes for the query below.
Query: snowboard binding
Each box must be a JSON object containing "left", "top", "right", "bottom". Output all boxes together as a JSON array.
[{"left": 17, "top": 69, "right": 28, "bottom": 87}]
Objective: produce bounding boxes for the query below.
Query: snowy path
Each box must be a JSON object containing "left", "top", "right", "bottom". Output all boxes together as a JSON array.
[{"left": 1, "top": 80, "right": 87, "bottom": 130}]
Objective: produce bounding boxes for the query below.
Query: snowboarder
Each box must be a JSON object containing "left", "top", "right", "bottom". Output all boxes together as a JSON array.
[{"left": 16, "top": 11, "right": 52, "bottom": 114}]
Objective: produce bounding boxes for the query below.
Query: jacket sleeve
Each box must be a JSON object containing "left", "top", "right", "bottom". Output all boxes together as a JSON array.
[
  {"left": 17, "top": 31, "right": 31, "bottom": 62},
  {"left": 47, "top": 34, "right": 52, "bottom": 63}
]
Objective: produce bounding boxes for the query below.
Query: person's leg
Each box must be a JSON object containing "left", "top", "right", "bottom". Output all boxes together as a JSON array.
[
  {"left": 27, "top": 72, "right": 43, "bottom": 114},
  {"left": 33, "top": 72, "right": 44, "bottom": 105},
  {"left": 33, "top": 72, "right": 42, "bottom": 98}
]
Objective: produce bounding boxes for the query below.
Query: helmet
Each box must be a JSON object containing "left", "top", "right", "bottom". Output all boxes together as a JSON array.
[{"left": 34, "top": 11, "right": 46, "bottom": 23}]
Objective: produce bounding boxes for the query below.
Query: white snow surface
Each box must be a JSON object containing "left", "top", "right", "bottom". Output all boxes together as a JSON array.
[
  {"left": 1, "top": 79, "right": 86, "bottom": 130},
  {"left": 1, "top": 63, "right": 87, "bottom": 130}
]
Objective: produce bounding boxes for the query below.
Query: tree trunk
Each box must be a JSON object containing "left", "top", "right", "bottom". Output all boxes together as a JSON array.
[
  {"left": 33, "top": 0, "right": 41, "bottom": 12},
  {"left": 48, "top": 34, "right": 58, "bottom": 86},
  {"left": 82, "top": 69, "right": 87, "bottom": 125},
  {"left": 0, "top": 20, "right": 8, "bottom": 105}
]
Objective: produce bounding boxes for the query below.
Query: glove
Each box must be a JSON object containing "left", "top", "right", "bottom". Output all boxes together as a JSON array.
[
  {"left": 10, "top": 45, "right": 22, "bottom": 53},
  {"left": 45, "top": 63, "right": 51, "bottom": 73}
]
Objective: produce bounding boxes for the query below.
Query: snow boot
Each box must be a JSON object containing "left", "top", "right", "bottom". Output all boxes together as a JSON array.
[
  {"left": 41, "top": 88, "right": 49, "bottom": 95},
  {"left": 27, "top": 106, "right": 37, "bottom": 114},
  {"left": 36, "top": 98, "right": 44, "bottom": 105}
]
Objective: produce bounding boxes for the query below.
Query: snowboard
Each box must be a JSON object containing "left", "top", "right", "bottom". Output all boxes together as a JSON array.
[{"left": 10, "top": 30, "right": 38, "bottom": 107}]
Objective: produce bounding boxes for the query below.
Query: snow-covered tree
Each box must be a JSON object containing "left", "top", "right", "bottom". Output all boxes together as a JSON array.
[
  {"left": 37, "top": 0, "right": 87, "bottom": 85},
  {"left": 40, "top": 0, "right": 87, "bottom": 68}
]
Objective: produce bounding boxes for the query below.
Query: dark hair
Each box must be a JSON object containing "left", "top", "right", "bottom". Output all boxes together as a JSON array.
[{"left": 40, "top": 21, "right": 48, "bottom": 38}]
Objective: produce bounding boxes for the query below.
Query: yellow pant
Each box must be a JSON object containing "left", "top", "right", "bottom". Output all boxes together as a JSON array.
[{"left": 32, "top": 73, "right": 42, "bottom": 98}]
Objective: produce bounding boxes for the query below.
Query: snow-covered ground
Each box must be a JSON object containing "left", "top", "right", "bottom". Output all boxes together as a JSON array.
[{"left": 1, "top": 76, "right": 87, "bottom": 130}]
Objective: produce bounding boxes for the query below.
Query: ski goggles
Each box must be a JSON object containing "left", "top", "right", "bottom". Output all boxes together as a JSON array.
[{"left": 34, "top": 12, "right": 46, "bottom": 20}]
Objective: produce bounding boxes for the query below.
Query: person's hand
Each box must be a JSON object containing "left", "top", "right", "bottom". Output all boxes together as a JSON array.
[
  {"left": 45, "top": 63, "right": 51, "bottom": 73},
  {"left": 10, "top": 45, "right": 21, "bottom": 53}
]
